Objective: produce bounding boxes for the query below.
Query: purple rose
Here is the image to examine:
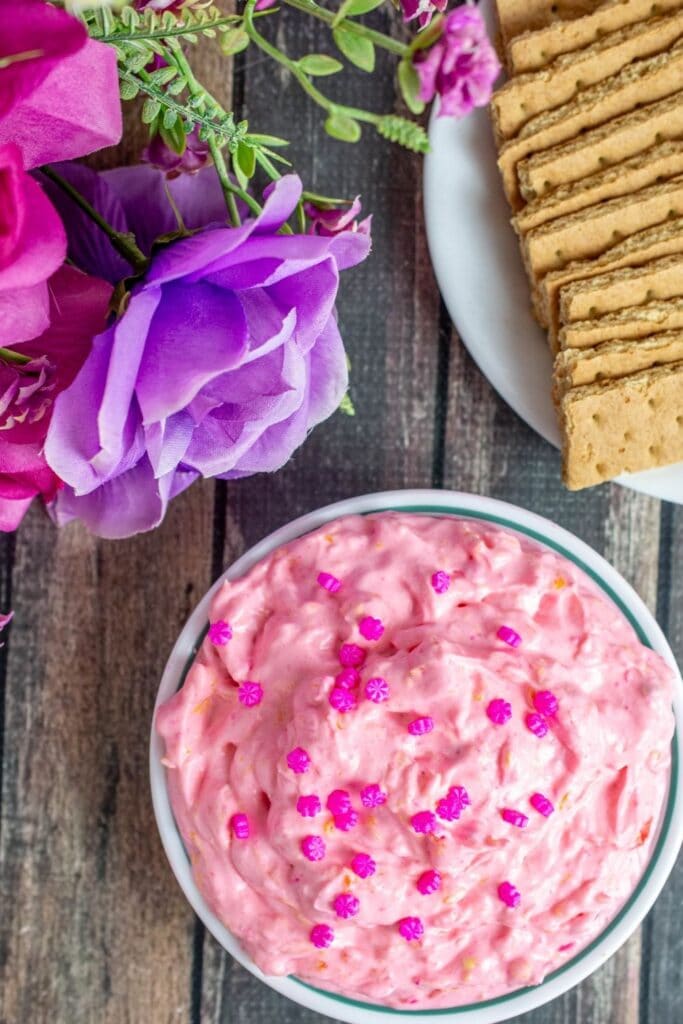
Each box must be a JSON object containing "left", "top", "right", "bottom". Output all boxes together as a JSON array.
[
  {"left": 304, "top": 196, "right": 372, "bottom": 238},
  {"left": 44, "top": 174, "right": 370, "bottom": 538},
  {"left": 415, "top": 6, "right": 501, "bottom": 119}
]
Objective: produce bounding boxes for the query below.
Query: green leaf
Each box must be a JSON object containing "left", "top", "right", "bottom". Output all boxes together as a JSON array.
[
  {"left": 149, "top": 65, "right": 178, "bottom": 87},
  {"left": 235, "top": 140, "right": 256, "bottom": 180},
  {"left": 167, "top": 76, "right": 187, "bottom": 96},
  {"left": 119, "top": 78, "right": 139, "bottom": 101},
  {"left": 332, "top": 26, "right": 375, "bottom": 72},
  {"left": 142, "top": 98, "right": 162, "bottom": 124},
  {"left": 376, "top": 114, "right": 429, "bottom": 153},
  {"left": 160, "top": 117, "right": 187, "bottom": 156},
  {"left": 334, "top": 0, "right": 384, "bottom": 24},
  {"left": 297, "top": 54, "right": 344, "bottom": 76},
  {"left": 246, "top": 133, "right": 290, "bottom": 148},
  {"left": 397, "top": 58, "right": 425, "bottom": 116},
  {"left": 232, "top": 151, "right": 249, "bottom": 192},
  {"left": 219, "top": 26, "right": 249, "bottom": 56},
  {"left": 324, "top": 112, "right": 361, "bottom": 143},
  {"left": 339, "top": 392, "right": 356, "bottom": 417}
]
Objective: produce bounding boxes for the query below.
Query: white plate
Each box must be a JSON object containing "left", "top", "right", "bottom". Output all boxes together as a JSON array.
[{"left": 423, "top": 0, "right": 683, "bottom": 505}]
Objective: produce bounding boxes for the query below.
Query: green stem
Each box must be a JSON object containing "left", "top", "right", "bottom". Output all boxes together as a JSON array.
[
  {"left": 41, "top": 167, "right": 149, "bottom": 274},
  {"left": 95, "top": 14, "right": 241, "bottom": 43},
  {"left": 164, "top": 40, "right": 263, "bottom": 222},
  {"left": 125, "top": 67, "right": 240, "bottom": 148},
  {"left": 244, "top": 1, "right": 382, "bottom": 126},
  {"left": 282, "top": 0, "right": 408, "bottom": 57},
  {"left": 0, "top": 348, "right": 32, "bottom": 366}
]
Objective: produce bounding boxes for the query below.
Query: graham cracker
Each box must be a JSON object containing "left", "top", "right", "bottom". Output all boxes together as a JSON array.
[
  {"left": 559, "top": 298, "right": 683, "bottom": 347},
  {"left": 540, "top": 218, "right": 683, "bottom": 341},
  {"left": 559, "top": 253, "right": 683, "bottom": 324},
  {"left": 514, "top": 140, "right": 683, "bottom": 234},
  {"left": 492, "top": 12, "right": 683, "bottom": 142},
  {"left": 497, "top": 45, "right": 683, "bottom": 209},
  {"left": 559, "top": 360, "right": 683, "bottom": 488},
  {"left": 517, "top": 90, "right": 683, "bottom": 202},
  {"left": 508, "top": 0, "right": 683, "bottom": 74},
  {"left": 554, "top": 331, "right": 683, "bottom": 392},
  {"left": 496, "top": 0, "right": 603, "bottom": 46}
]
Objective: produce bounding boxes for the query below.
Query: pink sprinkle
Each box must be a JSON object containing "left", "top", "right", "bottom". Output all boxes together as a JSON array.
[
  {"left": 359, "top": 616, "right": 384, "bottom": 641},
  {"left": 408, "top": 716, "right": 434, "bottom": 736},
  {"left": 360, "top": 784, "right": 387, "bottom": 808},
  {"left": 365, "top": 677, "right": 390, "bottom": 703},
  {"left": 498, "top": 881, "right": 521, "bottom": 908},
  {"left": 436, "top": 785, "right": 471, "bottom": 822},
  {"left": 558, "top": 942, "right": 574, "bottom": 952},
  {"left": 334, "top": 809, "right": 359, "bottom": 832},
  {"left": 317, "top": 572, "right": 341, "bottom": 594},
  {"left": 487, "top": 698, "right": 512, "bottom": 725},
  {"left": 350, "top": 853, "right": 376, "bottom": 878},
  {"left": 329, "top": 687, "right": 357, "bottom": 713},
  {"left": 398, "top": 917, "right": 424, "bottom": 941},
  {"left": 501, "top": 808, "right": 529, "bottom": 829},
  {"left": 333, "top": 893, "right": 360, "bottom": 919},
  {"left": 301, "top": 835, "right": 326, "bottom": 862},
  {"left": 339, "top": 643, "right": 365, "bottom": 668},
  {"left": 287, "top": 747, "right": 311, "bottom": 774},
  {"left": 497, "top": 625, "right": 522, "bottom": 648},
  {"left": 238, "top": 681, "right": 263, "bottom": 707},
  {"left": 327, "top": 789, "right": 352, "bottom": 814},
  {"left": 431, "top": 571, "right": 451, "bottom": 594},
  {"left": 310, "top": 923, "right": 334, "bottom": 948},
  {"left": 411, "top": 811, "right": 437, "bottom": 834},
  {"left": 208, "top": 620, "right": 232, "bottom": 646},
  {"left": 417, "top": 869, "right": 441, "bottom": 895},
  {"left": 230, "top": 813, "right": 249, "bottom": 839},
  {"left": 533, "top": 690, "right": 559, "bottom": 716},
  {"left": 526, "top": 712, "right": 549, "bottom": 738},
  {"left": 335, "top": 668, "right": 360, "bottom": 690},
  {"left": 296, "top": 795, "right": 321, "bottom": 818},
  {"left": 530, "top": 792, "right": 555, "bottom": 817}
]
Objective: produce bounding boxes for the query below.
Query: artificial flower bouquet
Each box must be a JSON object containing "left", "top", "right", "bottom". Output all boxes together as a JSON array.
[{"left": 0, "top": 0, "right": 499, "bottom": 538}]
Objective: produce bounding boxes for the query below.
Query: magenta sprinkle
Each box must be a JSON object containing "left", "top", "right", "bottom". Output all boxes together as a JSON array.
[
  {"left": 230, "top": 813, "right": 249, "bottom": 839},
  {"left": 359, "top": 616, "right": 384, "bottom": 641},
  {"left": 334, "top": 809, "right": 359, "bottom": 832},
  {"left": 301, "top": 835, "right": 326, "bottom": 862},
  {"left": 329, "top": 687, "right": 357, "bottom": 713},
  {"left": 526, "top": 712, "right": 549, "bottom": 738},
  {"left": 208, "top": 620, "right": 232, "bottom": 646},
  {"left": 238, "top": 681, "right": 263, "bottom": 708},
  {"left": 333, "top": 893, "right": 360, "bottom": 919},
  {"left": 326, "top": 789, "right": 351, "bottom": 814},
  {"left": 310, "top": 923, "right": 334, "bottom": 949},
  {"left": 416, "top": 870, "right": 441, "bottom": 895},
  {"left": 350, "top": 853, "right": 376, "bottom": 878},
  {"left": 336, "top": 668, "right": 360, "bottom": 690},
  {"left": 296, "top": 795, "right": 321, "bottom": 818},
  {"left": 408, "top": 716, "right": 434, "bottom": 736},
  {"left": 411, "top": 811, "right": 437, "bottom": 834},
  {"left": 398, "top": 917, "right": 424, "bottom": 941},
  {"left": 339, "top": 643, "right": 366, "bottom": 668},
  {"left": 497, "top": 625, "right": 522, "bottom": 648},
  {"left": 487, "top": 698, "right": 512, "bottom": 725},
  {"left": 286, "top": 747, "right": 311, "bottom": 774},
  {"left": 533, "top": 690, "right": 559, "bottom": 716},
  {"left": 558, "top": 942, "right": 575, "bottom": 953},
  {"left": 431, "top": 571, "right": 451, "bottom": 594},
  {"left": 317, "top": 572, "right": 341, "bottom": 594},
  {"left": 501, "top": 808, "right": 529, "bottom": 829},
  {"left": 360, "top": 784, "right": 387, "bottom": 808},
  {"left": 530, "top": 792, "right": 555, "bottom": 817},
  {"left": 365, "top": 677, "right": 390, "bottom": 703},
  {"left": 498, "top": 881, "right": 521, "bottom": 908},
  {"left": 436, "top": 785, "right": 471, "bottom": 821}
]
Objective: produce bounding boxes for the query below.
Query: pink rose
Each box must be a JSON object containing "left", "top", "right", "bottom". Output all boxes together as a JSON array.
[{"left": 0, "top": 0, "right": 122, "bottom": 169}]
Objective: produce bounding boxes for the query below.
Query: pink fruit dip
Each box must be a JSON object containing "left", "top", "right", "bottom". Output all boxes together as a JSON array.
[{"left": 156, "top": 512, "right": 675, "bottom": 1009}]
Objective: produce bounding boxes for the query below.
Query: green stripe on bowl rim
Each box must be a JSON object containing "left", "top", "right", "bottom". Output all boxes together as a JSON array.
[{"left": 176, "top": 503, "right": 678, "bottom": 1016}]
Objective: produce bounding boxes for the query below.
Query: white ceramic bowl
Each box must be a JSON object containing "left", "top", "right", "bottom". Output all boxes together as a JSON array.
[{"left": 150, "top": 490, "right": 683, "bottom": 1024}]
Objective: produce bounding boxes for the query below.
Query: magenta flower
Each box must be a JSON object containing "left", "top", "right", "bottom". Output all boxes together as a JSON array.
[
  {"left": 43, "top": 172, "right": 370, "bottom": 538},
  {"left": 304, "top": 196, "right": 372, "bottom": 238},
  {"left": 0, "top": 0, "right": 122, "bottom": 169},
  {"left": 401, "top": 0, "right": 447, "bottom": 29},
  {"left": 415, "top": 6, "right": 501, "bottom": 119},
  {"left": 143, "top": 126, "right": 211, "bottom": 178}
]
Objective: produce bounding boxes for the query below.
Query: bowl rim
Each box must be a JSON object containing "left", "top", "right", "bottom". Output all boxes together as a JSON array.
[{"left": 150, "top": 489, "right": 683, "bottom": 1024}]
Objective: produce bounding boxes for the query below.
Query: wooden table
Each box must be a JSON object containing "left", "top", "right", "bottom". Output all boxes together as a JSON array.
[{"left": 2, "top": 9, "right": 681, "bottom": 1023}]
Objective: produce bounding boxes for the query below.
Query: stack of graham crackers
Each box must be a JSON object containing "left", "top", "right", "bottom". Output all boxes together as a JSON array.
[{"left": 492, "top": 0, "right": 683, "bottom": 490}]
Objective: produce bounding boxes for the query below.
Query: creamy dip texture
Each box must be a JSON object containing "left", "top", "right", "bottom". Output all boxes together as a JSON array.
[{"left": 156, "top": 513, "right": 674, "bottom": 1009}]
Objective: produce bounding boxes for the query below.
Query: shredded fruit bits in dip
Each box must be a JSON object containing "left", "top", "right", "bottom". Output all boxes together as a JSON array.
[{"left": 157, "top": 513, "right": 674, "bottom": 1009}]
